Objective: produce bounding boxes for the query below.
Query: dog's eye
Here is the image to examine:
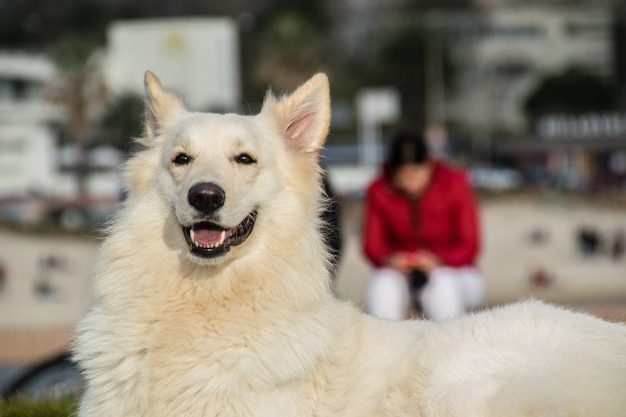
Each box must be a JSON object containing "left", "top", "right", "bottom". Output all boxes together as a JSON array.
[
  {"left": 172, "top": 153, "right": 191, "bottom": 166},
  {"left": 235, "top": 153, "right": 256, "bottom": 165}
]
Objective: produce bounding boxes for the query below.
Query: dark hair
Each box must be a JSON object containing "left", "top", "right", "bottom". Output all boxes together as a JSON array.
[{"left": 386, "top": 130, "right": 429, "bottom": 176}]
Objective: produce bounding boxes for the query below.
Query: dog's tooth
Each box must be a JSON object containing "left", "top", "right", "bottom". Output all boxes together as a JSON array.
[
  {"left": 190, "top": 229, "right": 195, "bottom": 243},
  {"left": 219, "top": 230, "right": 226, "bottom": 245}
]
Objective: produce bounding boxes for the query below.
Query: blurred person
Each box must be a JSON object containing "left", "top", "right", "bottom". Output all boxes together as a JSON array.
[
  {"left": 362, "top": 130, "right": 483, "bottom": 321},
  {"left": 577, "top": 225, "right": 602, "bottom": 257},
  {"left": 0, "top": 260, "right": 5, "bottom": 294},
  {"left": 611, "top": 229, "right": 625, "bottom": 260},
  {"left": 529, "top": 265, "right": 554, "bottom": 288}
]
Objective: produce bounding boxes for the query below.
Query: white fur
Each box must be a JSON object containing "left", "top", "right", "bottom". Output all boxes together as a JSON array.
[{"left": 74, "top": 73, "right": 626, "bottom": 417}]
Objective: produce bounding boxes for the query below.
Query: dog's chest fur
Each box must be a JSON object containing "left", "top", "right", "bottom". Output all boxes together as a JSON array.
[{"left": 80, "top": 287, "right": 341, "bottom": 416}]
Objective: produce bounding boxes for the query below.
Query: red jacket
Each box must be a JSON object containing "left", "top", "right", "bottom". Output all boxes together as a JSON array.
[{"left": 362, "top": 160, "right": 480, "bottom": 268}]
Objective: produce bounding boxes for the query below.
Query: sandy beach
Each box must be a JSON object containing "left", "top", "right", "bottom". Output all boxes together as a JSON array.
[{"left": 1, "top": 193, "right": 626, "bottom": 363}]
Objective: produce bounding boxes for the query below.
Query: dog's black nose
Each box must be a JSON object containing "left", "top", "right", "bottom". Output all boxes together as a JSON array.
[{"left": 188, "top": 182, "right": 226, "bottom": 213}]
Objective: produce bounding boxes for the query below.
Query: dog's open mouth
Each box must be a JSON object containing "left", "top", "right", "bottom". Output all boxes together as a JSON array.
[{"left": 183, "top": 211, "right": 257, "bottom": 258}]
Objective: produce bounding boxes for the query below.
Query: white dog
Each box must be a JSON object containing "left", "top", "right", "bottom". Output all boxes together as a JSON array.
[{"left": 73, "top": 72, "right": 626, "bottom": 417}]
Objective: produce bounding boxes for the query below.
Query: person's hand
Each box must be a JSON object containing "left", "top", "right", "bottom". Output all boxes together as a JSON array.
[
  {"left": 413, "top": 250, "right": 441, "bottom": 273},
  {"left": 385, "top": 253, "right": 411, "bottom": 275}
]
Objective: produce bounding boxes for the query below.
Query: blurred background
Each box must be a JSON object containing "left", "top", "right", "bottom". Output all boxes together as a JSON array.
[{"left": 1, "top": 0, "right": 626, "bottom": 397}]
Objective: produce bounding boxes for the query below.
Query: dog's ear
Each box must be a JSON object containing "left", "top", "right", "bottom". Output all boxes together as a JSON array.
[
  {"left": 263, "top": 73, "right": 331, "bottom": 153},
  {"left": 144, "top": 71, "right": 187, "bottom": 137}
]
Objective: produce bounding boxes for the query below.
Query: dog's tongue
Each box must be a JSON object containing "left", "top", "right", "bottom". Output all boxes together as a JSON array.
[{"left": 193, "top": 229, "right": 224, "bottom": 246}]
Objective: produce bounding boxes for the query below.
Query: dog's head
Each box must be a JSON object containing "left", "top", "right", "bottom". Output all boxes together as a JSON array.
[{"left": 131, "top": 71, "right": 330, "bottom": 266}]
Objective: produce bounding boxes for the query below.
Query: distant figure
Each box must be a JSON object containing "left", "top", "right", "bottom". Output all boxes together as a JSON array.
[
  {"left": 33, "top": 253, "right": 68, "bottom": 301},
  {"left": 34, "top": 277, "right": 55, "bottom": 299},
  {"left": 529, "top": 265, "right": 554, "bottom": 288},
  {"left": 362, "top": 129, "right": 483, "bottom": 321},
  {"left": 611, "top": 229, "right": 625, "bottom": 261},
  {"left": 528, "top": 228, "right": 549, "bottom": 245},
  {"left": 0, "top": 260, "right": 6, "bottom": 294},
  {"left": 577, "top": 226, "right": 602, "bottom": 256}
]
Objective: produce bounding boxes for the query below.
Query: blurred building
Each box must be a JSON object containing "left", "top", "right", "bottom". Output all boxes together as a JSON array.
[
  {"left": 335, "top": 0, "right": 614, "bottom": 134},
  {"left": 105, "top": 17, "right": 241, "bottom": 112},
  {"left": 440, "top": 3, "right": 613, "bottom": 134},
  {"left": 496, "top": 111, "right": 626, "bottom": 190},
  {"left": 330, "top": 0, "right": 623, "bottom": 191},
  {"left": 0, "top": 52, "right": 123, "bottom": 225},
  {"left": 0, "top": 52, "right": 64, "bottom": 201}
]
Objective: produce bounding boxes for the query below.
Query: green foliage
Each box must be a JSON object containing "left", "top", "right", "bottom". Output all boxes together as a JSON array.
[
  {"left": 260, "top": 0, "right": 331, "bottom": 31},
  {"left": 251, "top": 11, "right": 331, "bottom": 93},
  {"left": 240, "top": 0, "right": 333, "bottom": 96},
  {"left": 362, "top": 20, "right": 451, "bottom": 124},
  {"left": 265, "top": 13, "right": 318, "bottom": 51},
  {"left": 360, "top": 20, "right": 429, "bottom": 119},
  {"left": 64, "top": 0, "right": 112, "bottom": 36},
  {"left": 100, "top": 93, "right": 145, "bottom": 148},
  {"left": 524, "top": 67, "right": 618, "bottom": 116},
  {"left": 0, "top": 395, "right": 77, "bottom": 417},
  {"left": 375, "top": 22, "right": 429, "bottom": 86},
  {"left": 48, "top": 37, "right": 98, "bottom": 71}
]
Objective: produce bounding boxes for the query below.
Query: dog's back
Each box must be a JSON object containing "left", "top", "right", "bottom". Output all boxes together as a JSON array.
[{"left": 407, "top": 301, "right": 626, "bottom": 416}]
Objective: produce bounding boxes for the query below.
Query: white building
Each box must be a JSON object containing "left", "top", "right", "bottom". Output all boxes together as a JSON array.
[
  {"left": 0, "top": 125, "right": 59, "bottom": 197},
  {"left": 439, "top": 4, "right": 613, "bottom": 134},
  {"left": 0, "top": 52, "right": 123, "bottom": 224},
  {"left": 105, "top": 17, "right": 241, "bottom": 111},
  {"left": 0, "top": 53, "right": 65, "bottom": 199}
]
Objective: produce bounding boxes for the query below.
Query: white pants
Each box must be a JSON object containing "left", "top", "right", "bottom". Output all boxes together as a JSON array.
[{"left": 367, "top": 267, "right": 484, "bottom": 321}]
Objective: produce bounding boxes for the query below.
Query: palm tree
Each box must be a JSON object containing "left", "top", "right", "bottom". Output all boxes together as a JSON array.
[{"left": 48, "top": 38, "right": 106, "bottom": 200}]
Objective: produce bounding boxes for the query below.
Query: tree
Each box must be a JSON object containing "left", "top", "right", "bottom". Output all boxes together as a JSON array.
[
  {"left": 100, "top": 93, "right": 145, "bottom": 150},
  {"left": 48, "top": 38, "right": 106, "bottom": 199},
  {"left": 523, "top": 67, "right": 618, "bottom": 117},
  {"left": 362, "top": 20, "right": 452, "bottom": 126},
  {"left": 249, "top": 0, "right": 332, "bottom": 94}
]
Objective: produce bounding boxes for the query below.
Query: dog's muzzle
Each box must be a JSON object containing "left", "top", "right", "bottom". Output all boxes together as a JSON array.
[{"left": 183, "top": 182, "right": 257, "bottom": 259}]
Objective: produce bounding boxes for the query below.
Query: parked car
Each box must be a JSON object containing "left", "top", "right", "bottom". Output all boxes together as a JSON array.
[{"left": 469, "top": 165, "right": 522, "bottom": 191}]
